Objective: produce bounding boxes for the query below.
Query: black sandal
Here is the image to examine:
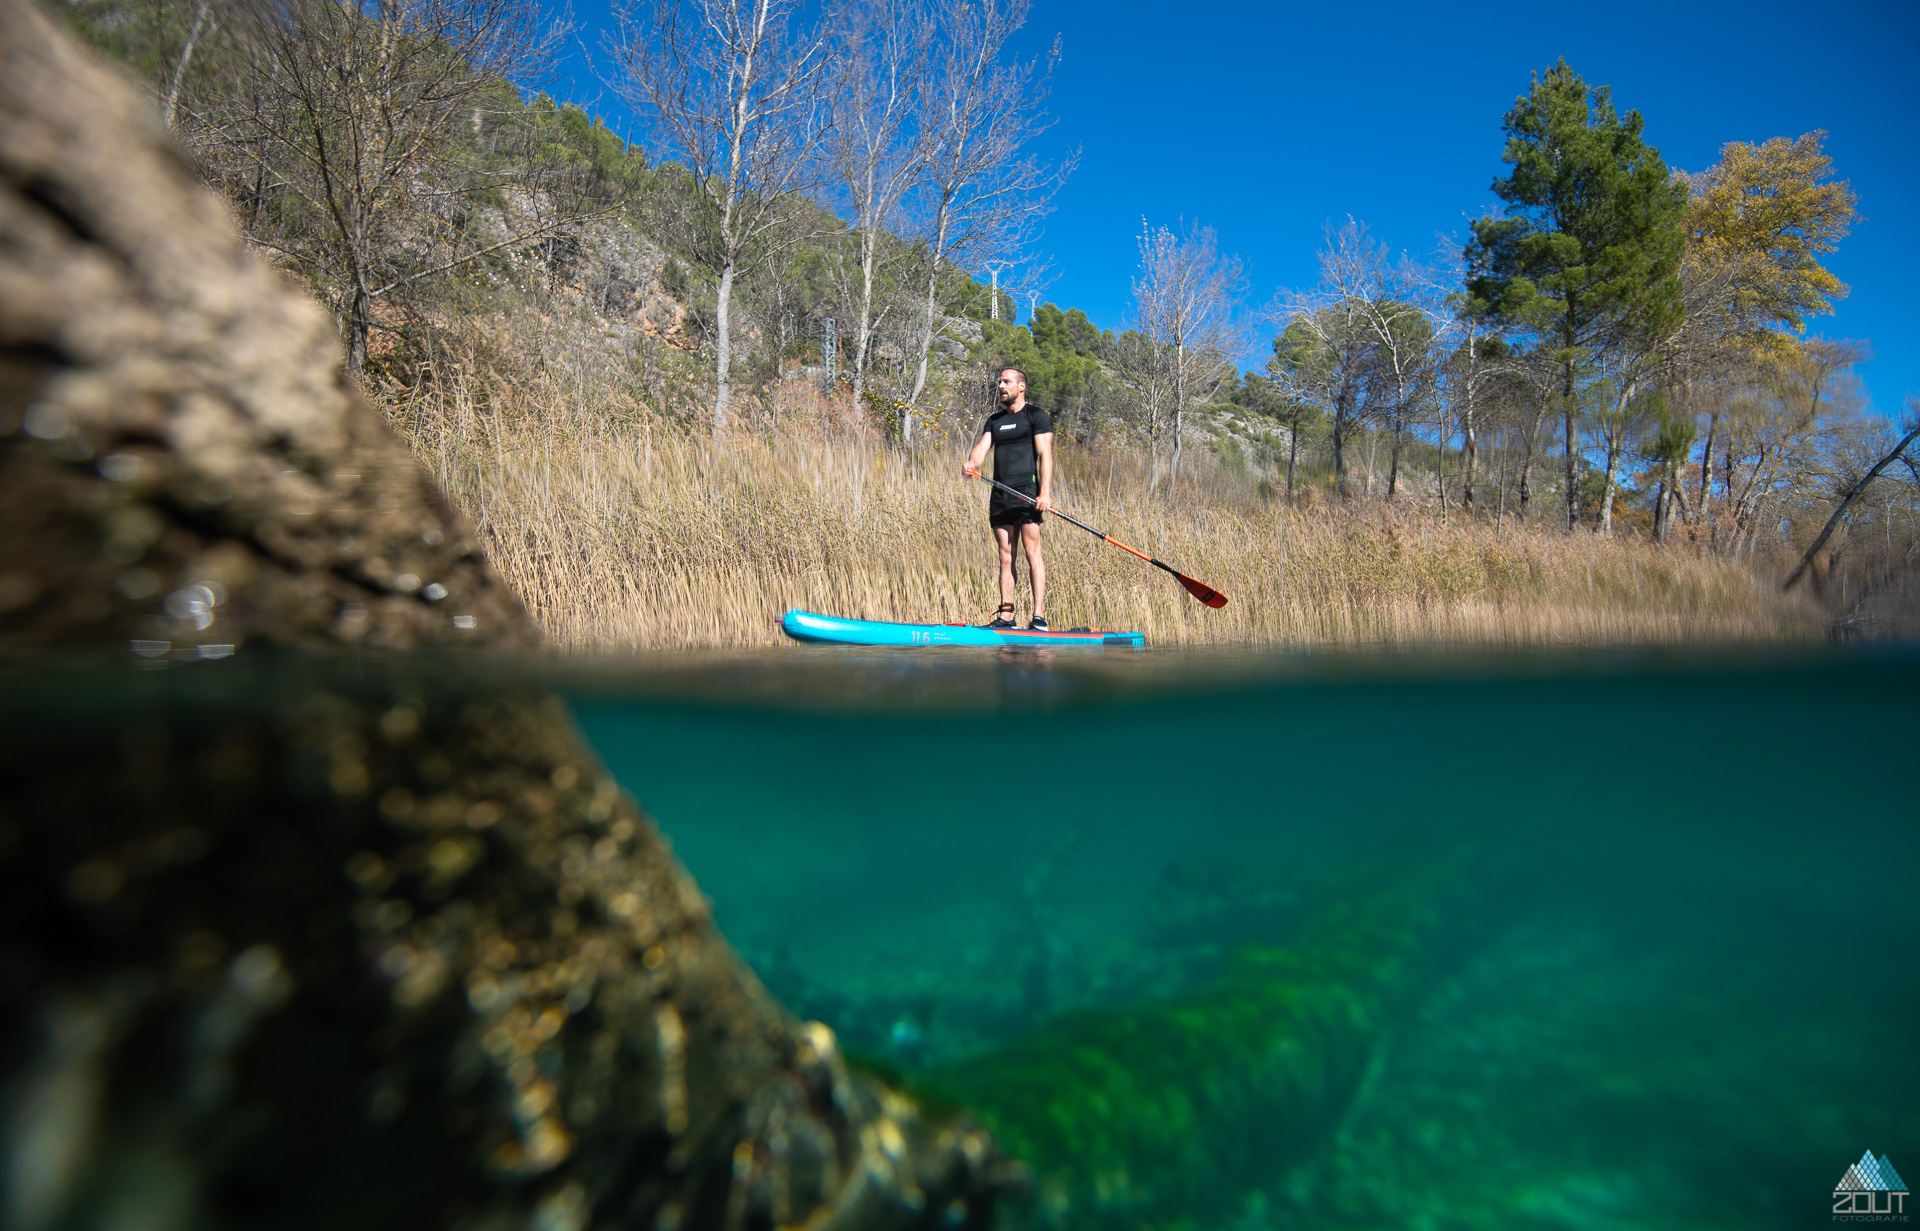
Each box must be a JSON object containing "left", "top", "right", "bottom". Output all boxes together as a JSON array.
[{"left": 986, "top": 603, "right": 1015, "bottom": 629}]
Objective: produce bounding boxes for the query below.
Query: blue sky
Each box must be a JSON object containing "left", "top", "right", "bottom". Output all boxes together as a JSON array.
[{"left": 548, "top": 0, "right": 1919, "bottom": 416}]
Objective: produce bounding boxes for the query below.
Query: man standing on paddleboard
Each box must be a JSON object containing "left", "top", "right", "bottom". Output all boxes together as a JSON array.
[{"left": 962, "top": 367, "right": 1054, "bottom": 630}]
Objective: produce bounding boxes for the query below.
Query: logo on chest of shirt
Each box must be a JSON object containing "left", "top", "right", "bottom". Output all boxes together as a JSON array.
[{"left": 997, "top": 423, "right": 1016, "bottom": 431}]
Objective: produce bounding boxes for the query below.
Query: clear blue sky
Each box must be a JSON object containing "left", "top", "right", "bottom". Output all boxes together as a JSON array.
[{"left": 548, "top": 0, "right": 1919, "bottom": 416}]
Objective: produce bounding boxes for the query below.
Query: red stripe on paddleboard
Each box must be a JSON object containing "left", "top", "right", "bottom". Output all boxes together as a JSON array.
[{"left": 933, "top": 621, "right": 1135, "bottom": 639}]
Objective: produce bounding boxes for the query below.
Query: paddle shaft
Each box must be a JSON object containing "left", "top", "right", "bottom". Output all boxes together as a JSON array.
[{"left": 973, "top": 472, "right": 1215, "bottom": 593}]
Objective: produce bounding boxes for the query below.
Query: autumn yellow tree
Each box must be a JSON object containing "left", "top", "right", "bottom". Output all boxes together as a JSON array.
[
  {"left": 1677, "top": 132, "right": 1858, "bottom": 525},
  {"left": 1680, "top": 131, "right": 1858, "bottom": 352}
]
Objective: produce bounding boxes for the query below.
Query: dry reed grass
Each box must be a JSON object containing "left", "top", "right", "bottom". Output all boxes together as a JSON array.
[{"left": 390, "top": 367, "right": 1820, "bottom": 650}]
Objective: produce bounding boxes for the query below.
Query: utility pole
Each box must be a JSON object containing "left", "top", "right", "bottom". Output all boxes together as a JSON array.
[{"left": 986, "top": 263, "right": 1008, "bottom": 321}]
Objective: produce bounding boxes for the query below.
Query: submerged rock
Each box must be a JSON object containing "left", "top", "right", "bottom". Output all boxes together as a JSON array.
[
  {"left": 0, "top": 1, "right": 1008, "bottom": 1225},
  {"left": 1, "top": 671, "right": 1003, "bottom": 1230}
]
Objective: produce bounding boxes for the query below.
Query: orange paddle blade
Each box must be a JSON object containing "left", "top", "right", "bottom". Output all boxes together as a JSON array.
[{"left": 1178, "top": 573, "right": 1229, "bottom": 608}]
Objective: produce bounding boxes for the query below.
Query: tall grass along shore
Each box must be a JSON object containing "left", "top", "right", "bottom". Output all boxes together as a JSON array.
[{"left": 391, "top": 367, "right": 1817, "bottom": 652}]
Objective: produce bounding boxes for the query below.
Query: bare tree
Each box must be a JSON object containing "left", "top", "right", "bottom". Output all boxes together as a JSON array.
[
  {"left": 1784, "top": 398, "right": 1920, "bottom": 592},
  {"left": 1131, "top": 218, "right": 1244, "bottom": 494},
  {"left": 1437, "top": 235, "right": 1519, "bottom": 515},
  {"left": 1659, "top": 249, "right": 1748, "bottom": 531},
  {"left": 902, "top": 0, "right": 1067, "bottom": 434},
  {"left": 1113, "top": 327, "right": 1171, "bottom": 460},
  {"left": 1712, "top": 339, "right": 1870, "bottom": 556},
  {"left": 1444, "top": 306, "right": 1511, "bottom": 513},
  {"left": 1270, "top": 220, "right": 1390, "bottom": 499},
  {"left": 225, "top": 0, "right": 567, "bottom": 374},
  {"left": 163, "top": 0, "right": 214, "bottom": 128},
  {"left": 829, "top": 0, "right": 931, "bottom": 404},
  {"left": 1351, "top": 255, "right": 1444, "bottom": 500},
  {"left": 611, "top": 0, "right": 831, "bottom": 429}
]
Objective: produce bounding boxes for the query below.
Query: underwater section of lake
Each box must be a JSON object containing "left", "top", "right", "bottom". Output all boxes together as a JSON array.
[
  {"left": 567, "top": 644, "right": 1920, "bottom": 1231},
  {"left": 7, "top": 644, "right": 1914, "bottom": 1229}
]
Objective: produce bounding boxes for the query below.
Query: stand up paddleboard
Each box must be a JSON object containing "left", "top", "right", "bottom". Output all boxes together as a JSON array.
[{"left": 782, "top": 609, "right": 1144, "bottom": 648}]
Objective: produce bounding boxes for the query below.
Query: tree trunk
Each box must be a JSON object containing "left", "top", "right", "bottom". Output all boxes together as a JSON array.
[
  {"left": 1286, "top": 420, "right": 1299, "bottom": 505},
  {"left": 1721, "top": 442, "right": 1735, "bottom": 548},
  {"left": 908, "top": 272, "right": 938, "bottom": 408},
  {"left": 1331, "top": 404, "right": 1348, "bottom": 497},
  {"left": 1461, "top": 401, "right": 1477, "bottom": 512},
  {"left": 853, "top": 225, "right": 877, "bottom": 403},
  {"left": 1696, "top": 409, "right": 1719, "bottom": 520},
  {"left": 714, "top": 259, "right": 735, "bottom": 431},
  {"left": 1386, "top": 421, "right": 1402, "bottom": 499},
  {"left": 1600, "top": 443, "right": 1620, "bottom": 535},
  {"left": 244, "top": 143, "right": 268, "bottom": 228},
  {"left": 711, "top": 57, "right": 750, "bottom": 436},
  {"left": 346, "top": 284, "right": 370, "bottom": 375},
  {"left": 164, "top": 0, "right": 211, "bottom": 128},
  {"left": 1495, "top": 432, "right": 1509, "bottom": 528},
  {"left": 1167, "top": 341, "right": 1187, "bottom": 497},
  {"left": 1562, "top": 365, "right": 1579, "bottom": 532},
  {"left": 906, "top": 211, "right": 954, "bottom": 436},
  {"left": 1599, "top": 380, "right": 1635, "bottom": 536},
  {"left": 1145, "top": 391, "right": 1159, "bottom": 489},
  {"left": 1518, "top": 406, "right": 1544, "bottom": 519}
]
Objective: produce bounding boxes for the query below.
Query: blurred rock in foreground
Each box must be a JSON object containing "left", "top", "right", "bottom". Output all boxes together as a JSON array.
[{"left": 0, "top": 0, "right": 1007, "bottom": 1225}]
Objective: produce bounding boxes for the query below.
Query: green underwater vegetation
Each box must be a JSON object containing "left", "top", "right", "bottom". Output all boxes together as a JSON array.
[{"left": 914, "top": 846, "right": 1485, "bottom": 1229}]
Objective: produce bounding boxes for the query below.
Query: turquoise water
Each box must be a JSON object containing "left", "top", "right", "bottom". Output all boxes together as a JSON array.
[
  {"left": 570, "top": 645, "right": 1920, "bottom": 1230},
  {"left": 7, "top": 645, "right": 1914, "bottom": 1228}
]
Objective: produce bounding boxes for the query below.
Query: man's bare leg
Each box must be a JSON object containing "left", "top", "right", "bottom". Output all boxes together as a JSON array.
[
  {"left": 995, "top": 525, "right": 1019, "bottom": 609},
  {"left": 1021, "top": 522, "right": 1046, "bottom": 619}
]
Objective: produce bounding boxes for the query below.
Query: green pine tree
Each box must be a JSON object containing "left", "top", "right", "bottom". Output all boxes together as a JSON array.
[{"left": 1465, "top": 59, "right": 1687, "bottom": 531}]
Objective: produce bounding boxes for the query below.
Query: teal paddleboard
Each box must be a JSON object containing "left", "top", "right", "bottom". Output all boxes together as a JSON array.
[{"left": 781, "top": 609, "right": 1145, "bottom": 648}]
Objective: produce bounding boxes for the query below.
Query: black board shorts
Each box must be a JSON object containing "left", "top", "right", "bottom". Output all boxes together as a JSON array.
[{"left": 989, "top": 481, "right": 1044, "bottom": 528}]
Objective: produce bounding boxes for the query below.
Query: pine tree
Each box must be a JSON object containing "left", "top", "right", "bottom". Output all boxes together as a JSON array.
[{"left": 1466, "top": 59, "right": 1687, "bottom": 530}]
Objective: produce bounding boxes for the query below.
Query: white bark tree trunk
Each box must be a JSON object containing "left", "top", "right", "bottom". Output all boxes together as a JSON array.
[
  {"left": 164, "top": 0, "right": 211, "bottom": 129},
  {"left": 715, "top": 261, "right": 735, "bottom": 430}
]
